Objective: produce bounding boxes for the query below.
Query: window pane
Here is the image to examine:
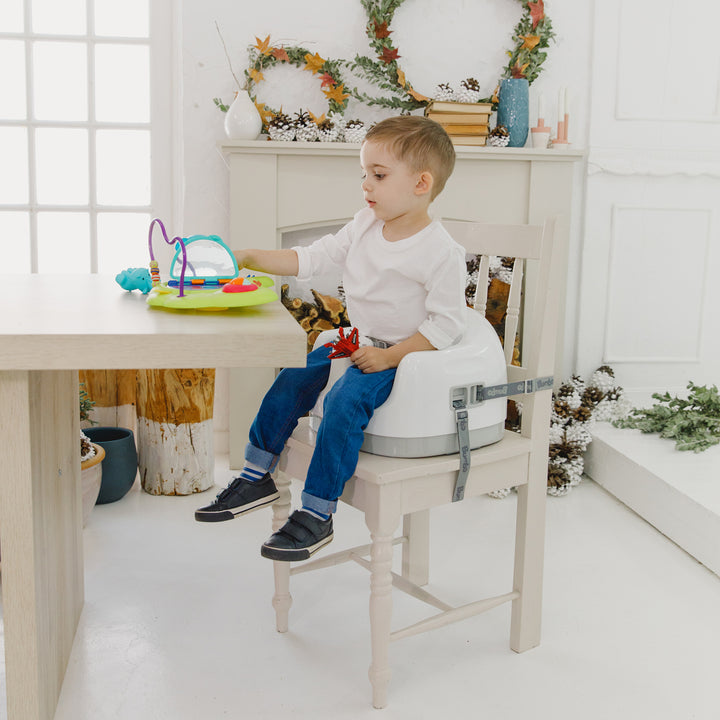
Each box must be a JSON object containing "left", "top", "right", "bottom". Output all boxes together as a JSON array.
[
  {"left": 97, "top": 212, "right": 150, "bottom": 273},
  {"left": 95, "top": 44, "right": 149, "bottom": 122},
  {"left": 96, "top": 129, "right": 149, "bottom": 205},
  {"left": 35, "top": 128, "right": 89, "bottom": 204},
  {"left": 37, "top": 212, "right": 90, "bottom": 273},
  {"left": 0, "top": 212, "right": 31, "bottom": 274},
  {"left": 0, "top": 41, "right": 27, "bottom": 119},
  {"left": 33, "top": 41, "right": 87, "bottom": 121},
  {"left": 94, "top": 0, "right": 148, "bottom": 37},
  {"left": 32, "top": 0, "right": 86, "bottom": 35},
  {"left": 0, "top": 127, "right": 29, "bottom": 204},
  {"left": 0, "top": 0, "right": 25, "bottom": 33}
]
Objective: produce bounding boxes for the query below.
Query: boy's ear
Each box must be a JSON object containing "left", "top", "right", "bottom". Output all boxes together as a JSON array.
[{"left": 414, "top": 171, "right": 433, "bottom": 197}]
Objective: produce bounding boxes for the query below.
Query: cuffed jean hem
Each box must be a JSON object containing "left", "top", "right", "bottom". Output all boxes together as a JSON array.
[
  {"left": 301, "top": 491, "right": 338, "bottom": 515},
  {"left": 245, "top": 442, "right": 279, "bottom": 472}
]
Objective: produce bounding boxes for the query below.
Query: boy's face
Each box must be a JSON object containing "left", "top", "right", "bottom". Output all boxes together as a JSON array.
[{"left": 359, "top": 140, "right": 431, "bottom": 226}]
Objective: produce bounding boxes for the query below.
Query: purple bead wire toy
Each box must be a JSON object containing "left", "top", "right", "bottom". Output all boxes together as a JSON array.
[{"left": 148, "top": 218, "right": 188, "bottom": 297}]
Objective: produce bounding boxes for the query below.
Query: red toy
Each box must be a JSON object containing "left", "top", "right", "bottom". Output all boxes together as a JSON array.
[{"left": 324, "top": 326, "right": 360, "bottom": 359}]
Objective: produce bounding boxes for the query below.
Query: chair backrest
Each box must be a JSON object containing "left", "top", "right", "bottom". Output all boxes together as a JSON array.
[{"left": 442, "top": 218, "right": 562, "bottom": 437}]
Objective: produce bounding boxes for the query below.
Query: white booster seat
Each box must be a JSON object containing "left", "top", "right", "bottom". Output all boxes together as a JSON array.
[{"left": 309, "top": 307, "right": 508, "bottom": 459}]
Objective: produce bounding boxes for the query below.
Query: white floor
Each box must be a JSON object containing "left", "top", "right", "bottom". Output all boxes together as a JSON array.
[{"left": 2, "top": 457, "right": 720, "bottom": 720}]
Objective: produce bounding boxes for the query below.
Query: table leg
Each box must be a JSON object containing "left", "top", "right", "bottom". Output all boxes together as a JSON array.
[{"left": 0, "top": 370, "right": 84, "bottom": 720}]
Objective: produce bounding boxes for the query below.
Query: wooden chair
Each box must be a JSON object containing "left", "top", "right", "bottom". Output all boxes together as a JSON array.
[{"left": 274, "top": 217, "right": 563, "bottom": 708}]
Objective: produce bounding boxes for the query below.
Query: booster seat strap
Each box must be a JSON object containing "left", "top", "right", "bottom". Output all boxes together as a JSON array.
[
  {"left": 452, "top": 403, "right": 470, "bottom": 502},
  {"left": 478, "top": 376, "right": 554, "bottom": 401}
]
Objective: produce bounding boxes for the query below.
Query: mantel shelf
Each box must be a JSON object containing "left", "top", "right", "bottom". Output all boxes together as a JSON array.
[{"left": 220, "top": 139, "right": 585, "bottom": 162}]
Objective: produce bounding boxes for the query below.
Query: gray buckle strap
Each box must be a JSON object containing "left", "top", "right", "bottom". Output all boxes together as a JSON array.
[
  {"left": 477, "top": 376, "right": 554, "bottom": 402},
  {"left": 452, "top": 402, "right": 471, "bottom": 502},
  {"left": 451, "top": 375, "right": 554, "bottom": 503}
]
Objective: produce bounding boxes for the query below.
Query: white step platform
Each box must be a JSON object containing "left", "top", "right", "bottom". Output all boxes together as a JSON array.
[{"left": 584, "top": 420, "right": 720, "bottom": 577}]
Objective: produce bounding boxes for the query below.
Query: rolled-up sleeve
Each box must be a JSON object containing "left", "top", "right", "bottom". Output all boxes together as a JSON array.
[{"left": 418, "top": 246, "right": 467, "bottom": 349}]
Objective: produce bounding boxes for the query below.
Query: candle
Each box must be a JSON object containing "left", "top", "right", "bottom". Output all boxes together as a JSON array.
[
  {"left": 538, "top": 92, "right": 545, "bottom": 121},
  {"left": 563, "top": 87, "right": 569, "bottom": 141},
  {"left": 558, "top": 88, "right": 565, "bottom": 119}
]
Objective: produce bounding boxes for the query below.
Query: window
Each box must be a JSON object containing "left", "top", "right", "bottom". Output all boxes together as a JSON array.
[{"left": 0, "top": 0, "right": 176, "bottom": 274}]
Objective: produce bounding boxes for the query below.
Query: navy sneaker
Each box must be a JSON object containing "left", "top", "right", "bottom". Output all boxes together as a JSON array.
[
  {"left": 260, "top": 510, "right": 334, "bottom": 561},
  {"left": 194, "top": 473, "right": 279, "bottom": 522}
]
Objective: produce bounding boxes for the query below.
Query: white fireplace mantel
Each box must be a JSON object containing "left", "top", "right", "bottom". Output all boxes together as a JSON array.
[{"left": 221, "top": 139, "right": 583, "bottom": 467}]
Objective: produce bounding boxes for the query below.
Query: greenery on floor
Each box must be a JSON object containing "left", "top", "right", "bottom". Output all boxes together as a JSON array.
[{"left": 613, "top": 382, "right": 720, "bottom": 453}]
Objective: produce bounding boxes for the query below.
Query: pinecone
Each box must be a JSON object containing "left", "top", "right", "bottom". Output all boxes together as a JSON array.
[
  {"left": 456, "top": 77, "right": 481, "bottom": 103},
  {"left": 293, "top": 110, "right": 318, "bottom": 142},
  {"left": 552, "top": 399, "right": 573, "bottom": 420},
  {"left": 547, "top": 465, "right": 570, "bottom": 491},
  {"left": 343, "top": 119, "right": 367, "bottom": 143},
  {"left": 433, "top": 82, "right": 455, "bottom": 101},
  {"left": 589, "top": 366, "right": 617, "bottom": 393},
  {"left": 573, "top": 405, "right": 593, "bottom": 423},
  {"left": 316, "top": 118, "right": 339, "bottom": 142},
  {"left": 488, "top": 124, "right": 510, "bottom": 147},
  {"left": 581, "top": 386, "right": 605, "bottom": 408},
  {"left": 267, "top": 112, "right": 295, "bottom": 141}
]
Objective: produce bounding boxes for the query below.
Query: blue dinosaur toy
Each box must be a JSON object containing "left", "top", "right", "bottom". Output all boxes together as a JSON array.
[{"left": 116, "top": 267, "right": 153, "bottom": 294}]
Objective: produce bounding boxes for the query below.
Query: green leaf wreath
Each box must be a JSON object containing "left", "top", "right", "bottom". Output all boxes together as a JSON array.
[{"left": 613, "top": 382, "right": 720, "bottom": 453}]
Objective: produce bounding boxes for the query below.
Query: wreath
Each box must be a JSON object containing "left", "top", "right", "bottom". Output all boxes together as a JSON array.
[
  {"left": 350, "top": 0, "right": 554, "bottom": 110},
  {"left": 242, "top": 35, "right": 351, "bottom": 130}
]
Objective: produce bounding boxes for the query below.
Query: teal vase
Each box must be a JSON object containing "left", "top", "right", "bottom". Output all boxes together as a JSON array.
[
  {"left": 497, "top": 78, "right": 529, "bottom": 147},
  {"left": 84, "top": 427, "right": 138, "bottom": 504}
]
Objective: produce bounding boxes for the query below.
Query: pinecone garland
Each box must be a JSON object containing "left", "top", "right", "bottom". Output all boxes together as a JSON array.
[
  {"left": 294, "top": 110, "right": 318, "bottom": 142},
  {"left": 456, "top": 77, "right": 481, "bottom": 103},
  {"left": 433, "top": 82, "right": 455, "bottom": 101},
  {"left": 343, "top": 119, "right": 367, "bottom": 143},
  {"left": 267, "top": 112, "right": 295, "bottom": 141},
  {"left": 488, "top": 125, "right": 510, "bottom": 147}
]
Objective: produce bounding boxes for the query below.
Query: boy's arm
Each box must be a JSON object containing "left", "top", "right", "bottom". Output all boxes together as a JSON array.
[
  {"left": 234, "top": 248, "right": 299, "bottom": 277},
  {"left": 351, "top": 332, "right": 434, "bottom": 374}
]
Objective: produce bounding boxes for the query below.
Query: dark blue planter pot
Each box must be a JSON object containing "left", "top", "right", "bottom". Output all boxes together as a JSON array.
[
  {"left": 84, "top": 427, "right": 138, "bottom": 504},
  {"left": 497, "top": 78, "right": 529, "bottom": 147}
]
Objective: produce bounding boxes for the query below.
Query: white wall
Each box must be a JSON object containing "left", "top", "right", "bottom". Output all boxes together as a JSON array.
[{"left": 576, "top": 0, "right": 720, "bottom": 394}]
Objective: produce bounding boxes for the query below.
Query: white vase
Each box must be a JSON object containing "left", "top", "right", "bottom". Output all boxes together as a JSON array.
[{"left": 224, "top": 91, "right": 262, "bottom": 140}]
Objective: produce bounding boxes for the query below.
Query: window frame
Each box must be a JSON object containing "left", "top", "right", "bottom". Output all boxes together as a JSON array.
[{"left": 0, "top": 0, "right": 179, "bottom": 273}]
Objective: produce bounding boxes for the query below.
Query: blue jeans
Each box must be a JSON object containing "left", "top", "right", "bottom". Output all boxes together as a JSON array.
[{"left": 245, "top": 344, "right": 396, "bottom": 515}]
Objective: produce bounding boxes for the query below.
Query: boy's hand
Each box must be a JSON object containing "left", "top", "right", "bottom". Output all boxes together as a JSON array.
[{"left": 350, "top": 346, "right": 394, "bottom": 373}]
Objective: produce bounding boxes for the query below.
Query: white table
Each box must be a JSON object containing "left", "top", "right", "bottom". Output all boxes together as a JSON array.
[{"left": 0, "top": 275, "right": 306, "bottom": 720}]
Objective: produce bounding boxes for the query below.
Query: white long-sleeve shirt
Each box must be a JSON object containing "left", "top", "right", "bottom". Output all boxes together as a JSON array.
[{"left": 293, "top": 208, "right": 466, "bottom": 349}]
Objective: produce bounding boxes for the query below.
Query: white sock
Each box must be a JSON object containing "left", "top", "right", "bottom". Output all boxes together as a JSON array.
[{"left": 239, "top": 460, "right": 267, "bottom": 483}]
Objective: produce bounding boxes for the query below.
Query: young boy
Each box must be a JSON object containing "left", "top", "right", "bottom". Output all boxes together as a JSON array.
[{"left": 195, "top": 115, "right": 467, "bottom": 561}]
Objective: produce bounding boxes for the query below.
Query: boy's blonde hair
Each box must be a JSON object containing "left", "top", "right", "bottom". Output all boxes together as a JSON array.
[{"left": 364, "top": 115, "right": 456, "bottom": 200}]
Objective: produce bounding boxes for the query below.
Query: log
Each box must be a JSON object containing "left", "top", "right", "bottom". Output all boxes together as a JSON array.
[
  {"left": 79, "top": 369, "right": 137, "bottom": 432},
  {"left": 136, "top": 369, "right": 215, "bottom": 495}
]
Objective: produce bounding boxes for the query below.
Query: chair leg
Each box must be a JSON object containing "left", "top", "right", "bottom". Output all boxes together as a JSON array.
[
  {"left": 509, "top": 469, "right": 547, "bottom": 653},
  {"left": 368, "top": 530, "right": 394, "bottom": 709},
  {"left": 401, "top": 510, "right": 429, "bottom": 586},
  {"left": 271, "top": 471, "right": 293, "bottom": 633}
]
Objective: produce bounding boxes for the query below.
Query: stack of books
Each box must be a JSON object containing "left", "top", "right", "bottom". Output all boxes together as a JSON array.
[{"left": 425, "top": 101, "right": 492, "bottom": 146}]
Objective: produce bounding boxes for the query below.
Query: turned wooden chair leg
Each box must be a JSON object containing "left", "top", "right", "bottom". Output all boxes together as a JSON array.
[
  {"left": 401, "top": 510, "right": 430, "bottom": 587},
  {"left": 368, "top": 530, "right": 394, "bottom": 709},
  {"left": 271, "top": 471, "right": 293, "bottom": 633},
  {"left": 510, "top": 467, "right": 547, "bottom": 652}
]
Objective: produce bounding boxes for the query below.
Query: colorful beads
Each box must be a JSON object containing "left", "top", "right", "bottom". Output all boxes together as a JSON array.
[{"left": 149, "top": 260, "right": 160, "bottom": 286}]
